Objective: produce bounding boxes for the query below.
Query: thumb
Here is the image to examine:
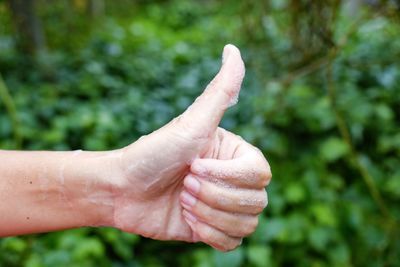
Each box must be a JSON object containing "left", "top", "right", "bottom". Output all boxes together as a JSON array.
[{"left": 178, "top": 44, "right": 245, "bottom": 137}]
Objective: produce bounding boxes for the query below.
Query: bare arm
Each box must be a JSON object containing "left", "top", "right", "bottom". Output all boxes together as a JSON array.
[
  {"left": 0, "top": 150, "right": 120, "bottom": 236},
  {"left": 0, "top": 45, "right": 271, "bottom": 251}
]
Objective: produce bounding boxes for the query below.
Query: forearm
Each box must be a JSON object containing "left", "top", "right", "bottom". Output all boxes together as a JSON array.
[{"left": 0, "top": 149, "right": 123, "bottom": 237}]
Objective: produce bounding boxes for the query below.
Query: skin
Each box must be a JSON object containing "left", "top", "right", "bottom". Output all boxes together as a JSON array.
[{"left": 0, "top": 44, "right": 271, "bottom": 251}]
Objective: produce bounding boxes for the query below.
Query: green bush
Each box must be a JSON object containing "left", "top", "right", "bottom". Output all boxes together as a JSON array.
[{"left": 0, "top": 1, "right": 399, "bottom": 266}]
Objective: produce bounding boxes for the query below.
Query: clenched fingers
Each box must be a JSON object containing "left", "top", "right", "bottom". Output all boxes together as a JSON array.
[
  {"left": 191, "top": 133, "right": 272, "bottom": 189},
  {"left": 180, "top": 192, "right": 259, "bottom": 237},
  {"left": 182, "top": 209, "right": 243, "bottom": 251},
  {"left": 183, "top": 174, "right": 268, "bottom": 214}
]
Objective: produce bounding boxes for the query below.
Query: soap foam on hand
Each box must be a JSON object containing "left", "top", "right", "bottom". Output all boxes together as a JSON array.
[{"left": 221, "top": 44, "right": 245, "bottom": 108}]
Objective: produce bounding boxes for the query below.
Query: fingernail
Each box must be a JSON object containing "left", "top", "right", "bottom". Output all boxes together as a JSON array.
[
  {"left": 222, "top": 45, "right": 231, "bottom": 64},
  {"left": 182, "top": 210, "right": 197, "bottom": 223},
  {"left": 181, "top": 191, "right": 197, "bottom": 207},
  {"left": 184, "top": 175, "right": 201, "bottom": 194}
]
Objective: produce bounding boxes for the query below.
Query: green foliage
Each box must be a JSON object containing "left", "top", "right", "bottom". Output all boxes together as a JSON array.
[{"left": 0, "top": 0, "right": 399, "bottom": 266}]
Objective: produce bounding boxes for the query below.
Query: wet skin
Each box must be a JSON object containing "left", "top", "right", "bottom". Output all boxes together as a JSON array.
[
  {"left": 114, "top": 44, "right": 271, "bottom": 250},
  {"left": 0, "top": 44, "right": 271, "bottom": 251}
]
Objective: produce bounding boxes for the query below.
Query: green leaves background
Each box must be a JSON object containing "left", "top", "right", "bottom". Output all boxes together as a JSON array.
[{"left": 0, "top": 0, "right": 399, "bottom": 266}]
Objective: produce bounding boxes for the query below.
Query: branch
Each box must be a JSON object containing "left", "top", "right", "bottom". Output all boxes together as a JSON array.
[
  {"left": 326, "top": 63, "right": 392, "bottom": 220},
  {"left": 270, "top": 9, "right": 374, "bottom": 88},
  {"left": 0, "top": 73, "right": 22, "bottom": 148},
  {"left": 266, "top": 7, "right": 395, "bottom": 220}
]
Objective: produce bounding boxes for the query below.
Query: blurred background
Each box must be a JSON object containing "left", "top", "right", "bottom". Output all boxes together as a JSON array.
[{"left": 0, "top": 0, "right": 399, "bottom": 266}]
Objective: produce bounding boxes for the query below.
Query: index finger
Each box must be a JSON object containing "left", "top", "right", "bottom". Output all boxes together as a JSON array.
[{"left": 190, "top": 150, "right": 272, "bottom": 189}]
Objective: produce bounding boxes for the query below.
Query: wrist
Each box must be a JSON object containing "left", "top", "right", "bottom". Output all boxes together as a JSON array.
[{"left": 64, "top": 150, "right": 125, "bottom": 228}]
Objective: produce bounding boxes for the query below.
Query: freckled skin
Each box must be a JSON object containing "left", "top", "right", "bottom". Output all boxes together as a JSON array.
[{"left": 0, "top": 45, "right": 271, "bottom": 251}]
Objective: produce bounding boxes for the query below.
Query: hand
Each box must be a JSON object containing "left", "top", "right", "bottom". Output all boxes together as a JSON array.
[{"left": 112, "top": 44, "right": 272, "bottom": 251}]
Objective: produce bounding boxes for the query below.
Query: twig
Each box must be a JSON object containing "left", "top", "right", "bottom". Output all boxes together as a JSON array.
[
  {"left": 0, "top": 73, "right": 22, "bottom": 148},
  {"left": 270, "top": 9, "right": 373, "bottom": 88},
  {"left": 326, "top": 64, "right": 392, "bottom": 219},
  {"left": 266, "top": 7, "right": 394, "bottom": 219}
]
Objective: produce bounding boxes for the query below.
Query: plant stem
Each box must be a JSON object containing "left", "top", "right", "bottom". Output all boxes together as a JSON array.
[
  {"left": 0, "top": 73, "right": 22, "bottom": 149},
  {"left": 326, "top": 64, "right": 391, "bottom": 219}
]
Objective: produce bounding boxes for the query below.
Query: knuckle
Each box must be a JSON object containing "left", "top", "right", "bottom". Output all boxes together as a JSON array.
[
  {"left": 218, "top": 246, "right": 232, "bottom": 252},
  {"left": 219, "top": 240, "right": 240, "bottom": 252},
  {"left": 250, "top": 149, "right": 272, "bottom": 188},
  {"left": 237, "top": 190, "right": 266, "bottom": 214},
  {"left": 259, "top": 189, "right": 268, "bottom": 210},
  {"left": 246, "top": 216, "right": 259, "bottom": 234},
  {"left": 235, "top": 216, "right": 258, "bottom": 237},
  {"left": 251, "top": 190, "right": 268, "bottom": 213},
  {"left": 231, "top": 239, "right": 243, "bottom": 250},
  {"left": 236, "top": 226, "right": 248, "bottom": 237},
  {"left": 226, "top": 243, "right": 239, "bottom": 252},
  {"left": 224, "top": 217, "right": 243, "bottom": 236},
  {"left": 217, "top": 244, "right": 231, "bottom": 252},
  {"left": 231, "top": 216, "right": 259, "bottom": 237},
  {"left": 257, "top": 166, "right": 272, "bottom": 188},
  {"left": 238, "top": 216, "right": 259, "bottom": 236},
  {"left": 262, "top": 189, "right": 269, "bottom": 208}
]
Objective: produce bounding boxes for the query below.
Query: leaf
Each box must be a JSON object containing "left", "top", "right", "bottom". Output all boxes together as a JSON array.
[
  {"left": 320, "top": 137, "right": 349, "bottom": 162},
  {"left": 384, "top": 173, "right": 400, "bottom": 197},
  {"left": 213, "top": 247, "right": 244, "bottom": 267},
  {"left": 308, "top": 226, "right": 332, "bottom": 251},
  {"left": 284, "top": 182, "right": 306, "bottom": 204},
  {"left": 247, "top": 245, "right": 272, "bottom": 267},
  {"left": 310, "top": 203, "right": 338, "bottom": 227}
]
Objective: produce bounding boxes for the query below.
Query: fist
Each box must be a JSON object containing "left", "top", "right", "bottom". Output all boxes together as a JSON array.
[
  {"left": 181, "top": 128, "right": 271, "bottom": 251},
  {"left": 113, "top": 44, "right": 272, "bottom": 251}
]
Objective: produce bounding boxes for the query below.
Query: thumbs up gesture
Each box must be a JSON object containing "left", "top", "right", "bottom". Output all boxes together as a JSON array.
[{"left": 113, "top": 44, "right": 271, "bottom": 251}]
